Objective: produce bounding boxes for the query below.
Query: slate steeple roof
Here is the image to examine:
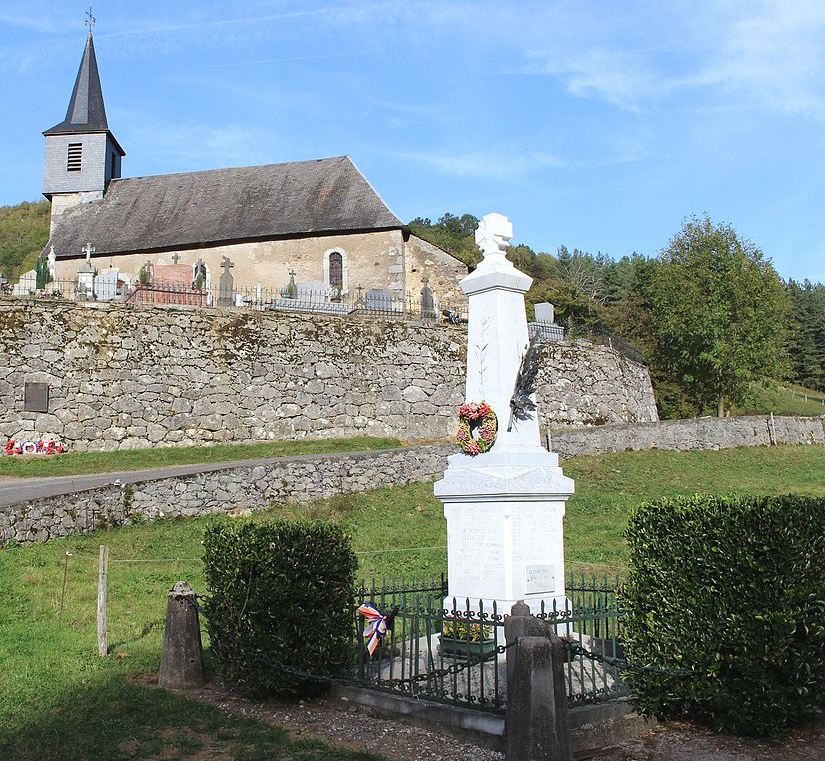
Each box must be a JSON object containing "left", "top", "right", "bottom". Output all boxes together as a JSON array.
[{"left": 44, "top": 32, "right": 113, "bottom": 138}]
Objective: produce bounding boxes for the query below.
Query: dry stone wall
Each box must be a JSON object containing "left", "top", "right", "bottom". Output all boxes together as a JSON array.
[
  {"left": 0, "top": 300, "right": 657, "bottom": 451},
  {"left": 551, "top": 415, "right": 825, "bottom": 457},
  {"left": 0, "top": 444, "right": 453, "bottom": 547}
]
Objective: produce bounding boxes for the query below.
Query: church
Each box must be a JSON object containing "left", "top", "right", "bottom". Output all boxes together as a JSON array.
[{"left": 39, "top": 31, "right": 468, "bottom": 310}]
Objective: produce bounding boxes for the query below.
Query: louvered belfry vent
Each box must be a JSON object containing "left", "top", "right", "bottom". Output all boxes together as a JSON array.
[{"left": 67, "top": 143, "right": 83, "bottom": 172}]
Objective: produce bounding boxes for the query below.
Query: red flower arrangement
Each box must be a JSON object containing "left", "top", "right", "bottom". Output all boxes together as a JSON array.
[
  {"left": 4, "top": 438, "right": 65, "bottom": 456},
  {"left": 456, "top": 401, "right": 498, "bottom": 455}
]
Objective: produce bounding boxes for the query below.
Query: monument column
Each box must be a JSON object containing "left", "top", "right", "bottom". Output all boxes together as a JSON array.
[{"left": 434, "top": 213, "right": 575, "bottom": 615}]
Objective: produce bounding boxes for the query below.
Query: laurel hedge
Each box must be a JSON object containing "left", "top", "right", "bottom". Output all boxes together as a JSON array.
[
  {"left": 203, "top": 520, "right": 357, "bottom": 698},
  {"left": 622, "top": 494, "right": 825, "bottom": 736}
]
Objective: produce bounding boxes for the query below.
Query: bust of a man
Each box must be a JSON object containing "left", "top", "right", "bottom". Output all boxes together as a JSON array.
[{"left": 474, "top": 213, "right": 513, "bottom": 258}]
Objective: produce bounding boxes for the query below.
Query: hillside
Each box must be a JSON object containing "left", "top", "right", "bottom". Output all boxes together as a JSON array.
[{"left": 0, "top": 200, "right": 49, "bottom": 278}]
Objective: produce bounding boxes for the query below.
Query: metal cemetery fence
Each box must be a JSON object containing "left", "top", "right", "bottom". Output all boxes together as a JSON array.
[
  {"left": 352, "top": 574, "right": 628, "bottom": 713},
  {"left": 4, "top": 279, "right": 468, "bottom": 324}
]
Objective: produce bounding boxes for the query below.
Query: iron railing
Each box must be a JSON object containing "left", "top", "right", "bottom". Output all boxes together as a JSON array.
[
  {"left": 352, "top": 574, "right": 627, "bottom": 713},
  {"left": 2, "top": 279, "right": 468, "bottom": 323},
  {"left": 528, "top": 320, "right": 565, "bottom": 343}
]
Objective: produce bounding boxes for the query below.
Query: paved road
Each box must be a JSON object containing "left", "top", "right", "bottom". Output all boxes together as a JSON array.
[{"left": 0, "top": 451, "right": 341, "bottom": 507}]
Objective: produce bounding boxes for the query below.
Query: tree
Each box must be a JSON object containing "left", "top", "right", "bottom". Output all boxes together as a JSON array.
[
  {"left": 650, "top": 216, "right": 789, "bottom": 416},
  {"left": 408, "top": 213, "right": 481, "bottom": 268},
  {"left": 785, "top": 279, "right": 825, "bottom": 392}
]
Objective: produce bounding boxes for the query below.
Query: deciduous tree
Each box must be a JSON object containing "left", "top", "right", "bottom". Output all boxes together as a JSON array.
[{"left": 650, "top": 216, "right": 789, "bottom": 416}]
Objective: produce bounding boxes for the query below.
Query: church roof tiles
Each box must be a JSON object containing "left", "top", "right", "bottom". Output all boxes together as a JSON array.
[{"left": 47, "top": 156, "right": 404, "bottom": 259}]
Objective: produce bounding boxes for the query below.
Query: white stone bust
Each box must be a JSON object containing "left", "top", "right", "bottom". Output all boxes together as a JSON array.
[{"left": 474, "top": 213, "right": 513, "bottom": 258}]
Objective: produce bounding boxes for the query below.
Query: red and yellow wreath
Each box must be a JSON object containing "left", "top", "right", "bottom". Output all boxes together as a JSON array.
[{"left": 456, "top": 401, "right": 498, "bottom": 455}]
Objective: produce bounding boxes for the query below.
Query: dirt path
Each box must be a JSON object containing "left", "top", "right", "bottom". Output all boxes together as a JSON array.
[
  {"left": 590, "top": 718, "right": 825, "bottom": 761},
  {"left": 183, "top": 681, "right": 825, "bottom": 761}
]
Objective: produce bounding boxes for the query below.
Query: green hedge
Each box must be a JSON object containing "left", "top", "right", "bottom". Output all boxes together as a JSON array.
[
  {"left": 203, "top": 520, "right": 357, "bottom": 697},
  {"left": 622, "top": 494, "right": 825, "bottom": 735}
]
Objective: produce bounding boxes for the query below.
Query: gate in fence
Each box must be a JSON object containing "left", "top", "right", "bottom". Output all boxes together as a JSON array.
[{"left": 352, "top": 574, "right": 627, "bottom": 713}]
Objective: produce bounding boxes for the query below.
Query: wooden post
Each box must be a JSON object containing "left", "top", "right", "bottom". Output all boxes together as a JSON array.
[
  {"left": 59, "top": 550, "right": 71, "bottom": 624},
  {"left": 97, "top": 544, "right": 109, "bottom": 656}
]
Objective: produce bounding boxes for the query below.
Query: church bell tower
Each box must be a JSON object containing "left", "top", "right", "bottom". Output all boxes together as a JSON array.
[{"left": 42, "top": 18, "right": 125, "bottom": 233}]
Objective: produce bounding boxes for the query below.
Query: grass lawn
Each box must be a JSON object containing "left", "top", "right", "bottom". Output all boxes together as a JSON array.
[
  {"left": 1, "top": 444, "right": 823, "bottom": 759},
  {"left": 0, "top": 436, "right": 403, "bottom": 479},
  {"left": 732, "top": 382, "right": 825, "bottom": 417}
]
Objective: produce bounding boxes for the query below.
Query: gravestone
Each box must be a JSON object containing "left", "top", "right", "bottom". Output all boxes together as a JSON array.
[
  {"left": 421, "top": 275, "right": 436, "bottom": 319},
  {"left": 93, "top": 268, "right": 120, "bottom": 302},
  {"left": 192, "top": 259, "right": 207, "bottom": 289},
  {"left": 75, "top": 247, "right": 97, "bottom": 299},
  {"left": 434, "top": 214, "right": 574, "bottom": 615},
  {"left": 365, "top": 288, "right": 394, "bottom": 311},
  {"left": 153, "top": 264, "right": 192, "bottom": 288},
  {"left": 217, "top": 257, "right": 235, "bottom": 306},
  {"left": 534, "top": 302, "right": 555, "bottom": 324},
  {"left": 12, "top": 269, "right": 37, "bottom": 296},
  {"left": 296, "top": 280, "right": 328, "bottom": 301}
]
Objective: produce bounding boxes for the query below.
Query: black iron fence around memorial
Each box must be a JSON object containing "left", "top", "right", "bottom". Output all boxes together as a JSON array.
[
  {"left": 3, "top": 279, "right": 468, "bottom": 324},
  {"left": 351, "top": 574, "right": 628, "bottom": 713}
]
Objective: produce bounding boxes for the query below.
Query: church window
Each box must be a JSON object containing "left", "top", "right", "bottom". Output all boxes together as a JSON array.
[
  {"left": 329, "top": 252, "right": 343, "bottom": 289},
  {"left": 110, "top": 152, "right": 117, "bottom": 178},
  {"left": 67, "top": 143, "right": 82, "bottom": 172}
]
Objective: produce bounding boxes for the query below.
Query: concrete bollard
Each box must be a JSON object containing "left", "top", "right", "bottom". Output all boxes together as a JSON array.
[
  {"left": 158, "top": 581, "right": 205, "bottom": 689},
  {"left": 505, "top": 601, "right": 572, "bottom": 761}
]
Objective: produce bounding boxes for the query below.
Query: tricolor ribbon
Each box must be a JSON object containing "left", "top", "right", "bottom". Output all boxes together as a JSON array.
[{"left": 357, "top": 603, "right": 398, "bottom": 656}]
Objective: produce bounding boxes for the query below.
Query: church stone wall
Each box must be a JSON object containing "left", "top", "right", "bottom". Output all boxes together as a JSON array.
[
  {"left": 55, "top": 228, "right": 411, "bottom": 299},
  {"left": 404, "top": 235, "right": 469, "bottom": 313},
  {"left": 0, "top": 300, "right": 657, "bottom": 452}
]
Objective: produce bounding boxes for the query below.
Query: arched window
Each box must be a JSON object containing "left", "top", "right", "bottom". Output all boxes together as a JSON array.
[
  {"left": 323, "top": 248, "right": 348, "bottom": 294},
  {"left": 329, "top": 252, "right": 343, "bottom": 289}
]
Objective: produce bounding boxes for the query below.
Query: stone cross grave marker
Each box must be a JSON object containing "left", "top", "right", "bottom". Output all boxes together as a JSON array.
[
  {"left": 217, "top": 256, "right": 235, "bottom": 306},
  {"left": 420, "top": 275, "right": 436, "bottom": 319}
]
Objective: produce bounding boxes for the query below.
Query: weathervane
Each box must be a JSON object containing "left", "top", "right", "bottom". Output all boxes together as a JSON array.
[{"left": 85, "top": 6, "right": 96, "bottom": 34}]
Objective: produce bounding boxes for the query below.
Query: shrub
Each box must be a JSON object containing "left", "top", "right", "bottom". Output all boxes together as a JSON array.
[
  {"left": 203, "top": 520, "right": 357, "bottom": 698},
  {"left": 622, "top": 494, "right": 825, "bottom": 736}
]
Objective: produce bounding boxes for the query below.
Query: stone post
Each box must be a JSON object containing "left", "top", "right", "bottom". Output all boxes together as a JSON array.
[
  {"left": 505, "top": 602, "right": 572, "bottom": 761},
  {"left": 158, "top": 581, "right": 205, "bottom": 689}
]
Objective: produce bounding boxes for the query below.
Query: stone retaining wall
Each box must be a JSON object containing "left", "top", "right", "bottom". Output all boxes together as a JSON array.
[
  {"left": 2, "top": 417, "right": 823, "bottom": 547},
  {"left": 0, "top": 444, "right": 453, "bottom": 547},
  {"left": 0, "top": 299, "right": 658, "bottom": 451},
  {"left": 551, "top": 415, "right": 825, "bottom": 457}
]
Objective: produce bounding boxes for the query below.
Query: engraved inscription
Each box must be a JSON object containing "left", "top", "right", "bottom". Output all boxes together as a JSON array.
[{"left": 525, "top": 564, "right": 556, "bottom": 595}]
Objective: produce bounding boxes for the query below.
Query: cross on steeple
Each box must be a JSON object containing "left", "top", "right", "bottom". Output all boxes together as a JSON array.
[{"left": 84, "top": 6, "right": 96, "bottom": 34}]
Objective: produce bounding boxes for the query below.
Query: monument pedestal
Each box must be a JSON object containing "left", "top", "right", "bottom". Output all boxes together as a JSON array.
[{"left": 436, "top": 446, "right": 574, "bottom": 617}]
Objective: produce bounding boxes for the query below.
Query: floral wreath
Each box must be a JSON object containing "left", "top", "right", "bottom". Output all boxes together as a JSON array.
[
  {"left": 4, "top": 438, "right": 65, "bottom": 456},
  {"left": 456, "top": 401, "right": 497, "bottom": 455}
]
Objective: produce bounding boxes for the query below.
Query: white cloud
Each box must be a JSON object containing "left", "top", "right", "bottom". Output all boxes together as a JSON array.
[{"left": 392, "top": 149, "right": 562, "bottom": 180}]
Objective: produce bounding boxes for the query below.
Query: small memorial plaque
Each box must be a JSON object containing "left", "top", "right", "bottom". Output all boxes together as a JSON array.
[
  {"left": 24, "top": 382, "right": 49, "bottom": 413},
  {"left": 524, "top": 564, "right": 556, "bottom": 595}
]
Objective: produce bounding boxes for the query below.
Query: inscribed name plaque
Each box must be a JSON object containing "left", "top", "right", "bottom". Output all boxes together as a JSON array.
[
  {"left": 524, "top": 564, "right": 556, "bottom": 596},
  {"left": 24, "top": 382, "right": 49, "bottom": 413}
]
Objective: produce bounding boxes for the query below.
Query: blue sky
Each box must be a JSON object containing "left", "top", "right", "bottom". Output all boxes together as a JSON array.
[{"left": 2, "top": 1, "right": 824, "bottom": 282}]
